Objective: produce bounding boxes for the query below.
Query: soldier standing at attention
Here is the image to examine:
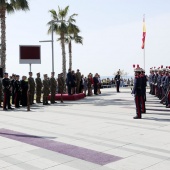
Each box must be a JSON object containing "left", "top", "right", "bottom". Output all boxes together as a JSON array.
[
  {"left": 28, "top": 72, "right": 35, "bottom": 105},
  {"left": 75, "top": 69, "right": 81, "bottom": 94},
  {"left": 14, "top": 75, "right": 21, "bottom": 108},
  {"left": 2, "top": 73, "right": 13, "bottom": 110},
  {"left": 11, "top": 74, "right": 16, "bottom": 105},
  {"left": 50, "top": 72, "right": 57, "bottom": 104},
  {"left": 43, "top": 74, "right": 50, "bottom": 105},
  {"left": 132, "top": 67, "right": 142, "bottom": 119},
  {"left": 115, "top": 71, "right": 121, "bottom": 92},
  {"left": 35, "top": 73, "right": 42, "bottom": 103}
]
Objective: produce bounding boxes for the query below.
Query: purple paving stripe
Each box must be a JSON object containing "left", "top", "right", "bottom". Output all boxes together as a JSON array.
[{"left": 0, "top": 128, "right": 122, "bottom": 165}]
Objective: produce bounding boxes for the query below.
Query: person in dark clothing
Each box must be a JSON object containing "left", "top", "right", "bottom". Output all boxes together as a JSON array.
[
  {"left": 20, "top": 76, "right": 28, "bottom": 106},
  {"left": 115, "top": 71, "right": 121, "bottom": 92},
  {"left": 14, "top": 75, "right": 21, "bottom": 108},
  {"left": 132, "top": 68, "right": 142, "bottom": 119},
  {"left": 2, "top": 73, "right": 13, "bottom": 110},
  {"left": 93, "top": 73, "right": 99, "bottom": 95},
  {"left": 66, "top": 69, "right": 73, "bottom": 95},
  {"left": 11, "top": 74, "right": 16, "bottom": 104}
]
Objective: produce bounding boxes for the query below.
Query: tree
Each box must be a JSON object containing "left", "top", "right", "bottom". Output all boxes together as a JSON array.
[
  {"left": 48, "top": 6, "right": 69, "bottom": 81},
  {"left": 65, "top": 21, "right": 83, "bottom": 70},
  {"left": 48, "top": 6, "right": 82, "bottom": 80},
  {"left": 0, "top": 0, "right": 29, "bottom": 73}
]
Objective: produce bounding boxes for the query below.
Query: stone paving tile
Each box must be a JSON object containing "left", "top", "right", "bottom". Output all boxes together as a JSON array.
[{"left": 0, "top": 88, "right": 170, "bottom": 170}]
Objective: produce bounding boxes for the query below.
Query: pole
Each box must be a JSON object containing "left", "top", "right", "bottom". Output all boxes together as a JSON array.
[
  {"left": 144, "top": 47, "right": 145, "bottom": 71},
  {"left": 143, "top": 14, "right": 146, "bottom": 71},
  {"left": 51, "top": 21, "right": 54, "bottom": 72},
  {"left": 29, "top": 63, "right": 31, "bottom": 72}
]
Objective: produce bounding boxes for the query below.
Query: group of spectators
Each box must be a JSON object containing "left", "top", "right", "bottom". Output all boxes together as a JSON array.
[{"left": 66, "top": 69, "right": 101, "bottom": 96}]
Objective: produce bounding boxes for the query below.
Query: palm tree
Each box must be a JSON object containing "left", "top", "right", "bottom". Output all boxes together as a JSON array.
[
  {"left": 48, "top": 6, "right": 82, "bottom": 80},
  {"left": 0, "top": 0, "right": 29, "bottom": 73},
  {"left": 48, "top": 6, "right": 69, "bottom": 80},
  {"left": 66, "top": 21, "right": 83, "bottom": 71}
]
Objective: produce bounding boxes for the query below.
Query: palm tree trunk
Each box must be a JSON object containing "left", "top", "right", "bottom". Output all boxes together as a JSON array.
[
  {"left": 0, "top": 8, "right": 6, "bottom": 74},
  {"left": 61, "top": 33, "right": 66, "bottom": 81},
  {"left": 69, "top": 41, "right": 72, "bottom": 70}
]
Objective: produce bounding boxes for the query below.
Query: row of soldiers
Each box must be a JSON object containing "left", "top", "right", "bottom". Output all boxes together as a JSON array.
[
  {"left": 131, "top": 67, "right": 147, "bottom": 119},
  {"left": 149, "top": 67, "right": 170, "bottom": 108},
  {"left": 0, "top": 72, "right": 65, "bottom": 110}
]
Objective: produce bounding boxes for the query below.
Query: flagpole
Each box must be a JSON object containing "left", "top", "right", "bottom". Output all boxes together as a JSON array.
[
  {"left": 143, "top": 14, "right": 146, "bottom": 70},
  {"left": 144, "top": 45, "right": 145, "bottom": 70}
]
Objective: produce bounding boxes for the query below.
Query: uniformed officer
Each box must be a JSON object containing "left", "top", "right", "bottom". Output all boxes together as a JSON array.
[
  {"left": 14, "top": 75, "right": 21, "bottom": 108},
  {"left": 140, "top": 69, "right": 146, "bottom": 113},
  {"left": 50, "top": 72, "right": 57, "bottom": 104},
  {"left": 114, "top": 71, "right": 121, "bottom": 92},
  {"left": 132, "top": 67, "right": 142, "bottom": 119},
  {"left": 2, "top": 73, "right": 13, "bottom": 110},
  {"left": 75, "top": 69, "right": 81, "bottom": 94},
  {"left": 43, "top": 74, "right": 50, "bottom": 105},
  {"left": 28, "top": 72, "right": 35, "bottom": 105},
  {"left": 11, "top": 74, "right": 16, "bottom": 104},
  {"left": 35, "top": 72, "right": 42, "bottom": 103}
]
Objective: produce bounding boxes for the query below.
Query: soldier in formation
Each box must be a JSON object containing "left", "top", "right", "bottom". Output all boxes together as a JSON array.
[
  {"left": 50, "top": 72, "right": 57, "bottom": 104},
  {"left": 131, "top": 67, "right": 147, "bottom": 119},
  {"left": 28, "top": 72, "right": 35, "bottom": 105},
  {"left": 35, "top": 73, "right": 42, "bottom": 103},
  {"left": 149, "top": 66, "right": 170, "bottom": 108},
  {"left": 42, "top": 74, "right": 50, "bottom": 105}
]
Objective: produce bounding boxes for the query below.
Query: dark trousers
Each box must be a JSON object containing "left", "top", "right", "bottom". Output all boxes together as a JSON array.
[
  {"left": 14, "top": 92, "right": 20, "bottom": 107},
  {"left": 68, "top": 85, "right": 72, "bottom": 95},
  {"left": 3, "top": 91, "right": 11, "bottom": 109},
  {"left": 135, "top": 95, "right": 141, "bottom": 118},
  {"left": 94, "top": 84, "right": 98, "bottom": 94},
  {"left": 116, "top": 81, "right": 120, "bottom": 92},
  {"left": 140, "top": 95, "right": 146, "bottom": 113}
]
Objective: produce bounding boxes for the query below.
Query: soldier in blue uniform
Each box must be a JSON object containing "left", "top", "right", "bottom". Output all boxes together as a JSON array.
[{"left": 132, "top": 67, "right": 142, "bottom": 119}]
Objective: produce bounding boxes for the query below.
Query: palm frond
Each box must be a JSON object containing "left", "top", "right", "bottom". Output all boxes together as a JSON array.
[
  {"left": 14, "top": 0, "right": 29, "bottom": 11},
  {"left": 49, "top": 9, "right": 58, "bottom": 20},
  {"left": 6, "top": 3, "right": 15, "bottom": 13},
  {"left": 68, "top": 13, "right": 78, "bottom": 23},
  {"left": 74, "top": 35, "right": 83, "bottom": 44}
]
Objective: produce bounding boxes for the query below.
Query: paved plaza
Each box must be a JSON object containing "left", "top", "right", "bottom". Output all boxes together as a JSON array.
[{"left": 0, "top": 88, "right": 170, "bottom": 170}]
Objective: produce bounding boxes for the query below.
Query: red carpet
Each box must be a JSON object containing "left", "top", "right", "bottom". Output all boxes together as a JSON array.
[{"left": 48, "top": 93, "right": 85, "bottom": 101}]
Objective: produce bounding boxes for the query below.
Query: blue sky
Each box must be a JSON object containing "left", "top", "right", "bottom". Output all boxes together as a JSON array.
[{"left": 5, "top": 0, "right": 170, "bottom": 77}]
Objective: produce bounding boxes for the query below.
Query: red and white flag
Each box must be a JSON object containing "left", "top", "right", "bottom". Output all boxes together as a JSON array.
[{"left": 141, "top": 17, "right": 146, "bottom": 49}]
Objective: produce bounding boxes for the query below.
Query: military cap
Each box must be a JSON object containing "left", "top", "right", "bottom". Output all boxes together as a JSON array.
[
  {"left": 4, "top": 72, "right": 8, "bottom": 75},
  {"left": 134, "top": 67, "right": 142, "bottom": 72},
  {"left": 16, "top": 75, "right": 19, "bottom": 77}
]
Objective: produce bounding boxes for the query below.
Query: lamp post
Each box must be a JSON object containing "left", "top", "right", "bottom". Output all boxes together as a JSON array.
[{"left": 39, "top": 20, "right": 62, "bottom": 72}]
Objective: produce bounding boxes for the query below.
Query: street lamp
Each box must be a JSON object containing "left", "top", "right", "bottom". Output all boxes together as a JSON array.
[{"left": 39, "top": 20, "right": 63, "bottom": 72}]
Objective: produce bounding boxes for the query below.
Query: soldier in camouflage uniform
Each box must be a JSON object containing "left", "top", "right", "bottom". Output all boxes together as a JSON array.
[
  {"left": 50, "top": 72, "right": 57, "bottom": 104},
  {"left": 58, "top": 73, "right": 65, "bottom": 103},
  {"left": 35, "top": 73, "right": 42, "bottom": 103},
  {"left": 43, "top": 74, "right": 50, "bottom": 105},
  {"left": 28, "top": 72, "right": 35, "bottom": 105},
  {"left": 75, "top": 69, "right": 81, "bottom": 94}
]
